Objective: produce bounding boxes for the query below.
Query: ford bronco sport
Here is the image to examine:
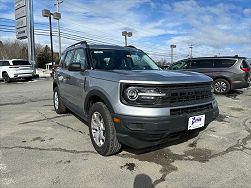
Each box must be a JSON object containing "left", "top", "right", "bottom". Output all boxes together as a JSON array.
[{"left": 53, "top": 41, "right": 219, "bottom": 156}]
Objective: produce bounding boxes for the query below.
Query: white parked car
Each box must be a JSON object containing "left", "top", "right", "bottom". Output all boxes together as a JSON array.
[{"left": 0, "top": 59, "right": 34, "bottom": 83}]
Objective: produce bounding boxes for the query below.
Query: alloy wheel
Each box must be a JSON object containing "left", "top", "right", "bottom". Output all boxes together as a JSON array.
[
  {"left": 91, "top": 112, "right": 106, "bottom": 147},
  {"left": 214, "top": 81, "right": 227, "bottom": 93}
]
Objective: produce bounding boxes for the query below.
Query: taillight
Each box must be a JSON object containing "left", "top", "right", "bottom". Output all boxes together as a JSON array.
[{"left": 241, "top": 67, "right": 250, "bottom": 72}]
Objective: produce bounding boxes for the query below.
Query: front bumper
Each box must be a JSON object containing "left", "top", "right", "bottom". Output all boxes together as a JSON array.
[
  {"left": 113, "top": 104, "right": 219, "bottom": 149},
  {"left": 11, "top": 73, "right": 33, "bottom": 79}
]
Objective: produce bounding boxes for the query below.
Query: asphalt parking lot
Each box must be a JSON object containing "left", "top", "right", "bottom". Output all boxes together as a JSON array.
[{"left": 0, "top": 78, "right": 251, "bottom": 188}]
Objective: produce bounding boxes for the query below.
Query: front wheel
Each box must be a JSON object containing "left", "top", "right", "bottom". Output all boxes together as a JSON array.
[
  {"left": 213, "top": 78, "right": 230, "bottom": 94},
  {"left": 3, "top": 73, "right": 11, "bottom": 83},
  {"left": 53, "top": 87, "right": 67, "bottom": 114},
  {"left": 89, "top": 102, "right": 121, "bottom": 156},
  {"left": 24, "top": 77, "right": 33, "bottom": 81}
]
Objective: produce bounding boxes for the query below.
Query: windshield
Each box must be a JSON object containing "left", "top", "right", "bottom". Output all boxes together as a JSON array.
[
  {"left": 90, "top": 49, "right": 159, "bottom": 70},
  {"left": 12, "top": 60, "right": 31, "bottom": 66}
]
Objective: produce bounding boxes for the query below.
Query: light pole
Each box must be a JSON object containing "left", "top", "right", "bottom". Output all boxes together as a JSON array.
[
  {"left": 54, "top": 0, "right": 63, "bottom": 57},
  {"left": 170, "top": 44, "right": 176, "bottom": 64},
  {"left": 189, "top": 44, "right": 193, "bottom": 58},
  {"left": 122, "top": 31, "right": 132, "bottom": 46},
  {"left": 42, "top": 9, "right": 61, "bottom": 67}
]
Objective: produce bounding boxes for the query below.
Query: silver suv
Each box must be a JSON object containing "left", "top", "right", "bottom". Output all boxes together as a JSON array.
[{"left": 53, "top": 41, "right": 219, "bottom": 156}]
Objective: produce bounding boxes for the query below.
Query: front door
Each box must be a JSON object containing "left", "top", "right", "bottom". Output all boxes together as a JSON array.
[
  {"left": 66, "top": 48, "right": 88, "bottom": 114},
  {"left": 57, "top": 49, "right": 75, "bottom": 102}
]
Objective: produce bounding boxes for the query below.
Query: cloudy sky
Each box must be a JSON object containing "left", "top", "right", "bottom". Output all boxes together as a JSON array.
[{"left": 0, "top": 0, "right": 251, "bottom": 61}]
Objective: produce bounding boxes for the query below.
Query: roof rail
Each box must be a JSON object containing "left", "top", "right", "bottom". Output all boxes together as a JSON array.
[
  {"left": 125, "top": 45, "right": 137, "bottom": 49},
  {"left": 67, "top": 41, "right": 87, "bottom": 48}
]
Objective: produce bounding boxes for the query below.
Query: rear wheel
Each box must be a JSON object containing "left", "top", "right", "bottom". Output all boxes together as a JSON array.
[
  {"left": 213, "top": 78, "right": 230, "bottom": 94},
  {"left": 53, "top": 87, "right": 67, "bottom": 114},
  {"left": 3, "top": 73, "right": 11, "bottom": 83},
  {"left": 24, "top": 77, "right": 33, "bottom": 81},
  {"left": 89, "top": 102, "right": 121, "bottom": 156}
]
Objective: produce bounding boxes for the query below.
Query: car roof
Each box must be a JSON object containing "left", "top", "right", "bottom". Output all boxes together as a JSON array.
[
  {"left": 186, "top": 56, "right": 245, "bottom": 60},
  {"left": 64, "top": 42, "right": 141, "bottom": 53},
  {"left": 176, "top": 56, "right": 246, "bottom": 62}
]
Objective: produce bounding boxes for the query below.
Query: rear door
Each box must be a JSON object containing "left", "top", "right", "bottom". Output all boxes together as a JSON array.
[
  {"left": 213, "top": 58, "right": 237, "bottom": 79},
  {"left": 188, "top": 59, "right": 214, "bottom": 78}
]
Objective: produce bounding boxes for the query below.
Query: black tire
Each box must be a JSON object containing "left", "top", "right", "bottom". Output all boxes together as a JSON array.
[
  {"left": 213, "top": 78, "right": 230, "bottom": 94},
  {"left": 3, "top": 73, "right": 11, "bottom": 83},
  {"left": 24, "top": 77, "right": 33, "bottom": 81},
  {"left": 89, "top": 102, "right": 121, "bottom": 156},
  {"left": 53, "top": 87, "right": 67, "bottom": 114}
]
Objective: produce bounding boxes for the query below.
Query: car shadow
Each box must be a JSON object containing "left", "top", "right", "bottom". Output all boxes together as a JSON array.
[
  {"left": 0, "top": 78, "right": 34, "bottom": 83},
  {"left": 133, "top": 174, "right": 153, "bottom": 188},
  {"left": 225, "top": 89, "right": 244, "bottom": 99}
]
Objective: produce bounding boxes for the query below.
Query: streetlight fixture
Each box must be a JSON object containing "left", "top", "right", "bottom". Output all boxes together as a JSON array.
[
  {"left": 122, "top": 31, "right": 132, "bottom": 46},
  {"left": 170, "top": 44, "right": 176, "bottom": 64},
  {"left": 42, "top": 9, "right": 61, "bottom": 67}
]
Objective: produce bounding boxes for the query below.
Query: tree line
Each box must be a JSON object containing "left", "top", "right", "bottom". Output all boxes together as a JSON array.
[{"left": 0, "top": 39, "right": 59, "bottom": 69}]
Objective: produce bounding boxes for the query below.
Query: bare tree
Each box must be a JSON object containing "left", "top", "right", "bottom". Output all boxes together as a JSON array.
[{"left": 0, "top": 39, "right": 43, "bottom": 61}]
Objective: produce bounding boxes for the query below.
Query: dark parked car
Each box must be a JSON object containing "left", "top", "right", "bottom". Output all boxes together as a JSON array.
[{"left": 169, "top": 57, "right": 251, "bottom": 94}]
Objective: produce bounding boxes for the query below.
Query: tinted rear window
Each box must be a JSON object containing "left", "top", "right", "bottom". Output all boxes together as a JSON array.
[
  {"left": 190, "top": 59, "right": 214, "bottom": 68},
  {"left": 214, "top": 59, "right": 236, "bottom": 68},
  {"left": 12, "top": 60, "right": 30, "bottom": 65},
  {"left": 241, "top": 60, "right": 250, "bottom": 68}
]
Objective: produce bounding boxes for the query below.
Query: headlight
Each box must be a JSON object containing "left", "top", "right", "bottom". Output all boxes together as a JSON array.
[
  {"left": 125, "top": 87, "right": 139, "bottom": 101},
  {"left": 123, "top": 86, "right": 166, "bottom": 105}
]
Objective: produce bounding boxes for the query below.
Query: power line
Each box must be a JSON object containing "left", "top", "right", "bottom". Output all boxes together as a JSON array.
[{"left": 0, "top": 24, "right": 174, "bottom": 58}]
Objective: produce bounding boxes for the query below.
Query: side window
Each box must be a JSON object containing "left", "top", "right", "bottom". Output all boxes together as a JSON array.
[
  {"left": 214, "top": 59, "right": 236, "bottom": 68},
  {"left": 170, "top": 60, "right": 189, "bottom": 70},
  {"left": 190, "top": 59, "right": 213, "bottom": 68},
  {"left": 3, "top": 61, "right": 10, "bottom": 66},
  {"left": 64, "top": 50, "right": 75, "bottom": 69},
  {"left": 0, "top": 61, "right": 10, "bottom": 66},
  {"left": 72, "top": 48, "right": 86, "bottom": 67}
]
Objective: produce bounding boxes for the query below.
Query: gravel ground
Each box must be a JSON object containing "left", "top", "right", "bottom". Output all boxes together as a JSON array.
[{"left": 0, "top": 78, "right": 250, "bottom": 188}]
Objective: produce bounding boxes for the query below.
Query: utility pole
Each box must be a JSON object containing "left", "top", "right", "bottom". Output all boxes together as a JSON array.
[
  {"left": 54, "top": 0, "right": 63, "bottom": 57},
  {"left": 170, "top": 44, "right": 176, "bottom": 64},
  {"left": 189, "top": 44, "right": 193, "bottom": 58}
]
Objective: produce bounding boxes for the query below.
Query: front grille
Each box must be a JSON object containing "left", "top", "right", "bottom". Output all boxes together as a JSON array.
[
  {"left": 170, "top": 103, "right": 213, "bottom": 116},
  {"left": 160, "top": 83, "right": 212, "bottom": 107}
]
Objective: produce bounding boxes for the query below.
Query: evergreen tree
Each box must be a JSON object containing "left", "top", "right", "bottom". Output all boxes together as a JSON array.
[{"left": 36, "top": 45, "right": 51, "bottom": 68}]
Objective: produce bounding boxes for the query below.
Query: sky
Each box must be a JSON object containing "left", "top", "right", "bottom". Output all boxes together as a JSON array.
[{"left": 0, "top": 0, "right": 251, "bottom": 61}]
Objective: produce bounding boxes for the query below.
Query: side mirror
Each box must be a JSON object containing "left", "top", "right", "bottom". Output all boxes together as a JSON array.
[{"left": 68, "top": 62, "right": 84, "bottom": 71}]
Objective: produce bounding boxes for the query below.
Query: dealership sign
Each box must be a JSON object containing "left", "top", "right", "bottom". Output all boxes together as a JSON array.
[{"left": 15, "top": 0, "right": 27, "bottom": 39}]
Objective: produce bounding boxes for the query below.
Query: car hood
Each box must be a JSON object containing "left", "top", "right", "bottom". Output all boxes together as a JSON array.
[{"left": 89, "top": 70, "right": 212, "bottom": 84}]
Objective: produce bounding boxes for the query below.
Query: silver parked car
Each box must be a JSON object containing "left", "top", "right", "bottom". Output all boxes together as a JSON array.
[{"left": 53, "top": 41, "right": 219, "bottom": 156}]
